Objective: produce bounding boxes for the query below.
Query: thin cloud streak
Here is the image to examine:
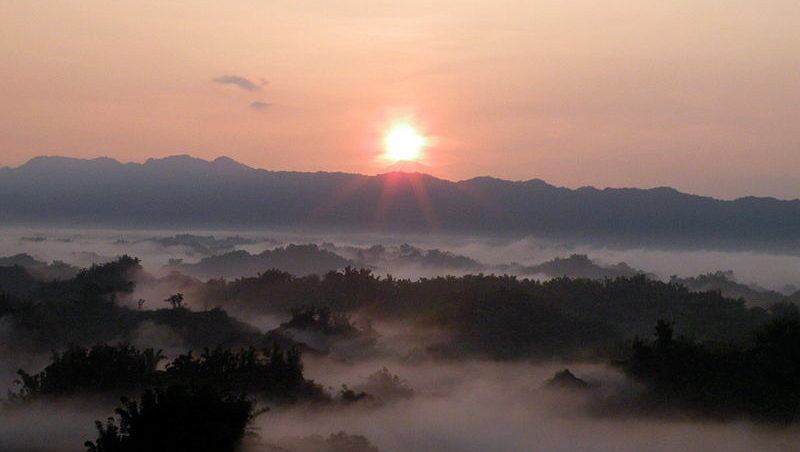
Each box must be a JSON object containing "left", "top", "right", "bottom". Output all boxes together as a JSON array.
[{"left": 212, "top": 75, "right": 260, "bottom": 91}]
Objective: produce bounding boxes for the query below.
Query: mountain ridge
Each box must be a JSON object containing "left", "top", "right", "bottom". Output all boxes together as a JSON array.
[
  {"left": 1, "top": 155, "right": 798, "bottom": 250},
  {"left": 7, "top": 155, "right": 796, "bottom": 202}
]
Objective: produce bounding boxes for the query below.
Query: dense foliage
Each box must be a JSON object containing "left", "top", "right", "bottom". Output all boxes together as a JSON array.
[
  {"left": 1, "top": 256, "right": 791, "bottom": 361},
  {"left": 1, "top": 252, "right": 799, "bottom": 431},
  {"left": 203, "top": 270, "right": 778, "bottom": 359},
  {"left": 620, "top": 312, "right": 800, "bottom": 422},
  {"left": 164, "top": 346, "right": 325, "bottom": 402},
  {"left": 282, "top": 306, "right": 362, "bottom": 337},
  {"left": 0, "top": 257, "right": 260, "bottom": 353},
  {"left": 13, "top": 344, "right": 326, "bottom": 403},
  {"left": 14, "top": 344, "right": 164, "bottom": 399},
  {"left": 84, "top": 385, "right": 256, "bottom": 452}
]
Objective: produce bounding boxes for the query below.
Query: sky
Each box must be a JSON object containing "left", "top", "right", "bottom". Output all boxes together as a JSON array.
[{"left": 1, "top": 0, "right": 798, "bottom": 200}]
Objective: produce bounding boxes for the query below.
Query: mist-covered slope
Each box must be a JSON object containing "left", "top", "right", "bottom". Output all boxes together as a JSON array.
[{"left": 1, "top": 155, "right": 799, "bottom": 248}]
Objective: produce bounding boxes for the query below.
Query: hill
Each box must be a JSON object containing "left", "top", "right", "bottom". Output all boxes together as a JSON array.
[{"left": 1, "top": 155, "right": 798, "bottom": 250}]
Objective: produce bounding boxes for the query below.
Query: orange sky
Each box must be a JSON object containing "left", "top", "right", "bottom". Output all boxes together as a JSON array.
[{"left": 1, "top": 0, "right": 799, "bottom": 199}]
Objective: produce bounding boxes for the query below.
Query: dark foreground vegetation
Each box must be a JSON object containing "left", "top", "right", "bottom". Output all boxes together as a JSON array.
[
  {"left": 2, "top": 252, "right": 800, "bottom": 449},
  {"left": 0, "top": 255, "right": 793, "bottom": 360},
  {"left": 6, "top": 340, "right": 382, "bottom": 452},
  {"left": 79, "top": 383, "right": 380, "bottom": 451},
  {"left": 203, "top": 267, "right": 784, "bottom": 359},
  {"left": 0, "top": 256, "right": 260, "bottom": 353},
  {"left": 618, "top": 314, "right": 800, "bottom": 423},
  {"left": 12, "top": 344, "right": 325, "bottom": 404},
  {"left": 85, "top": 385, "right": 256, "bottom": 452},
  {"left": 85, "top": 381, "right": 380, "bottom": 452}
]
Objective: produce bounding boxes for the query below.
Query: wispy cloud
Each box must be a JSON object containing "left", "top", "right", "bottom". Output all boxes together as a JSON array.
[
  {"left": 250, "top": 101, "right": 272, "bottom": 110},
  {"left": 212, "top": 75, "right": 260, "bottom": 91}
]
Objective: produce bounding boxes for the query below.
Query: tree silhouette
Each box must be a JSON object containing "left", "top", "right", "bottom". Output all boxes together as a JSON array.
[
  {"left": 164, "top": 293, "right": 184, "bottom": 309},
  {"left": 655, "top": 319, "right": 674, "bottom": 349},
  {"left": 13, "top": 344, "right": 327, "bottom": 403},
  {"left": 14, "top": 344, "right": 165, "bottom": 399},
  {"left": 84, "top": 385, "right": 259, "bottom": 452},
  {"left": 621, "top": 316, "right": 800, "bottom": 422}
]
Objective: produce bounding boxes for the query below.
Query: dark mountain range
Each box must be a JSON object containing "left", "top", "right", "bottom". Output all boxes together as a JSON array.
[
  {"left": 1, "top": 155, "right": 799, "bottom": 249},
  {"left": 0, "top": 253, "right": 80, "bottom": 281},
  {"left": 320, "top": 242, "right": 485, "bottom": 272},
  {"left": 168, "top": 244, "right": 353, "bottom": 279},
  {"left": 670, "top": 271, "right": 800, "bottom": 308},
  {"left": 498, "top": 254, "right": 648, "bottom": 280}
]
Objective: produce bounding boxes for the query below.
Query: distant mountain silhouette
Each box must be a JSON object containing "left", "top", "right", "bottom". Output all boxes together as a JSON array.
[
  {"left": 168, "top": 244, "right": 353, "bottom": 279},
  {"left": 132, "top": 234, "right": 269, "bottom": 257},
  {"left": 498, "top": 254, "right": 648, "bottom": 280},
  {"left": 0, "top": 253, "right": 80, "bottom": 281},
  {"left": 1, "top": 155, "right": 799, "bottom": 250},
  {"left": 0, "top": 253, "right": 46, "bottom": 268},
  {"left": 321, "top": 243, "right": 484, "bottom": 272},
  {"left": 670, "top": 271, "right": 800, "bottom": 308}
]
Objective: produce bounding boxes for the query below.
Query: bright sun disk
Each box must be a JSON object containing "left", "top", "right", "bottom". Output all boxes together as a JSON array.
[{"left": 385, "top": 125, "right": 424, "bottom": 161}]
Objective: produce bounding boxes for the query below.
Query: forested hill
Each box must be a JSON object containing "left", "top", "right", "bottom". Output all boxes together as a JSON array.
[{"left": 1, "top": 155, "right": 798, "bottom": 248}]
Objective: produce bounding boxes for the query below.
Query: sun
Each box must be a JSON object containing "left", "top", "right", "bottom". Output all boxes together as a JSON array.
[{"left": 384, "top": 125, "right": 424, "bottom": 161}]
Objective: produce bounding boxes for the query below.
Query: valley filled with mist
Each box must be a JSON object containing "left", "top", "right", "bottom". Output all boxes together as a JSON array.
[
  {"left": 1, "top": 227, "right": 799, "bottom": 451},
  {"left": 6, "top": 0, "right": 800, "bottom": 449}
]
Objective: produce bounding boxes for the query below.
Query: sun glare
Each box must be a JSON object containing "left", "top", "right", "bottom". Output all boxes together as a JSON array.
[{"left": 384, "top": 125, "right": 424, "bottom": 161}]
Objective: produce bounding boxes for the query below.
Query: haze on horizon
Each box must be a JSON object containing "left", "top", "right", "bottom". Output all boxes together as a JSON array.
[{"left": 2, "top": 0, "right": 799, "bottom": 200}]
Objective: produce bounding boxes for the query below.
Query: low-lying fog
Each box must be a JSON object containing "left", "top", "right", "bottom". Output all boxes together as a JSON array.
[
  {"left": 3, "top": 356, "right": 798, "bottom": 452},
  {"left": 256, "top": 358, "right": 800, "bottom": 452},
  {"left": 2, "top": 226, "right": 800, "bottom": 452},
  {"left": 0, "top": 227, "right": 798, "bottom": 290},
  {"left": 0, "top": 402, "right": 107, "bottom": 452}
]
